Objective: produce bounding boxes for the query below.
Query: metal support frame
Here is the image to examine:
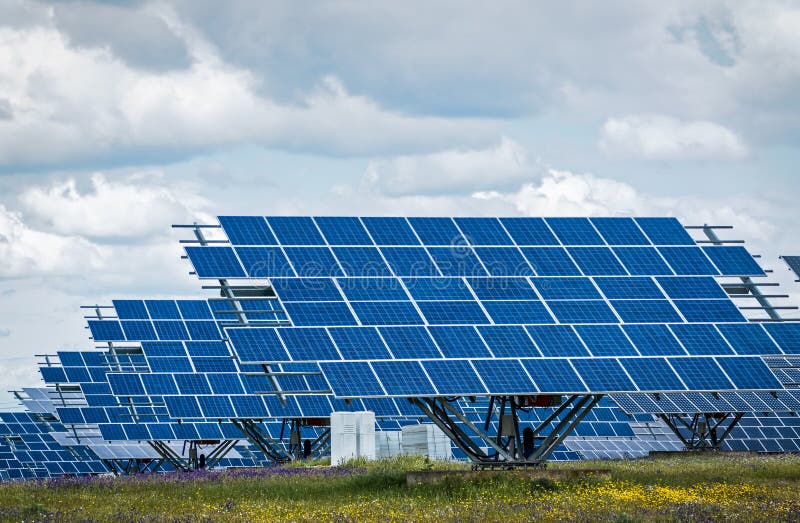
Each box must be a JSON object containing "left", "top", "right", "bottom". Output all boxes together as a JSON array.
[
  {"left": 102, "top": 458, "right": 164, "bottom": 475},
  {"left": 231, "top": 419, "right": 293, "bottom": 463},
  {"left": 411, "top": 394, "right": 602, "bottom": 467},
  {"left": 657, "top": 412, "right": 744, "bottom": 450},
  {"left": 147, "top": 440, "right": 238, "bottom": 471}
]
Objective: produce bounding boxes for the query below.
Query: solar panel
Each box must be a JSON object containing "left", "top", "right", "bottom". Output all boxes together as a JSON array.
[{"left": 782, "top": 256, "right": 800, "bottom": 280}]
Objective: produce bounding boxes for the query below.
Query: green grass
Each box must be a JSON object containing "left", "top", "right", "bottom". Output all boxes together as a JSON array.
[{"left": 1, "top": 454, "right": 799, "bottom": 522}]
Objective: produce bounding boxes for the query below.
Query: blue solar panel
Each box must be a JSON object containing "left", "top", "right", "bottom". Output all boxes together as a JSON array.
[
  {"left": 621, "top": 358, "right": 686, "bottom": 391},
  {"left": 612, "top": 247, "right": 672, "bottom": 275},
  {"left": 329, "top": 327, "right": 392, "bottom": 359},
  {"left": 185, "top": 247, "right": 246, "bottom": 278},
  {"left": 422, "top": 360, "right": 486, "bottom": 395},
  {"left": 320, "top": 362, "right": 384, "bottom": 396},
  {"left": 371, "top": 361, "right": 436, "bottom": 395},
  {"left": 381, "top": 247, "right": 440, "bottom": 276},
  {"left": 337, "top": 278, "right": 407, "bottom": 301},
  {"left": 670, "top": 324, "right": 733, "bottom": 355},
  {"left": 149, "top": 356, "right": 193, "bottom": 372},
  {"left": 164, "top": 396, "right": 203, "bottom": 418},
  {"left": 113, "top": 300, "right": 149, "bottom": 319},
  {"left": 120, "top": 320, "right": 157, "bottom": 341},
  {"left": 574, "top": 325, "right": 637, "bottom": 356},
  {"left": 108, "top": 374, "right": 145, "bottom": 396},
  {"left": 266, "top": 216, "right": 324, "bottom": 245},
  {"left": 499, "top": 217, "right": 559, "bottom": 245},
  {"left": 476, "top": 325, "right": 539, "bottom": 357},
  {"left": 283, "top": 247, "right": 342, "bottom": 277},
  {"left": 454, "top": 217, "right": 514, "bottom": 245},
  {"left": 546, "top": 218, "right": 604, "bottom": 245},
  {"left": 284, "top": 302, "right": 357, "bottom": 326},
  {"left": 227, "top": 328, "right": 289, "bottom": 362},
  {"left": 763, "top": 323, "right": 800, "bottom": 353},
  {"left": 568, "top": 247, "right": 627, "bottom": 275},
  {"left": 428, "top": 326, "right": 492, "bottom": 358},
  {"left": 635, "top": 218, "right": 695, "bottom": 245},
  {"left": 219, "top": 216, "right": 277, "bottom": 245},
  {"left": 427, "top": 247, "right": 487, "bottom": 276},
  {"left": 622, "top": 324, "right": 686, "bottom": 356},
  {"left": 40, "top": 367, "right": 67, "bottom": 383},
  {"left": 177, "top": 300, "right": 213, "bottom": 319},
  {"left": 417, "top": 300, "right": 489, "bottom": 324},
  {"left": 271, "top": 278, "right": 342, "bottom": 301},
  {"left": 702, "top": 246, "right": 764, "bottom": 275},
  {"left": 145, "top": 300, "right": 181, "bottom": 319},
  {"left": 717, "top": 324, "right": 781, "bottom": 355},
  {"left": 402, "top": 277, "right": 473, "bottom": 300},
  {"left": 611, "top": 300, "right": 683, "bottom": 323},
  {"left": 198, "top": 396, "right": 235, "bottom": 418},
  {"left": 174, "top": 374, "right": 212, "bottom": 394},
  {"left": 466, "top": 277, "right": 539, "bottom": 300},
  {"left": 152, "top": 321, "right": 190, "bottom": 341},
  {"left": 659, "top": 247, "right": 719, "bottom": 275},
  {"left": 279, "top": 328, "right": 340, "bottom": 361},
  {"left": 525, "top": 325, "right": 590, "bottom": 357},
  {"left": 481, "top": 300, "right": 554, "bottom": 324},
  {"left": 546, "top": 300, "right": 618, "bottom": 323},
  {"left": 520, "top": 247, "right": 582, "bottom": 275},
  {"left": 314, "top": 217, "right": 373, "bottom": 246},
  {"left": 235, "top": 247, "right": 294, "bottom": 277},
  {"left": 591, "top": 218, "right": 650, "bottom": 246},
  {"left": 673, "top": 299, "right": 745, "bottom": 322},
  {"left": 87, "top": 320, "right": 125, "bottom": 341},
  {"left": 656, "top": 276, "right": 727, "bottom": 299},
  {"left": 333, "top": 247, "right": 392, "bottom": 277},
  {"left": 141, "top": 374, "right": 178, "bottom": 395},
  {"left": 668, "top": 358, "right": 733, "bottom": 390},
  {"left": 530, "top": 277, "right": 601, "bottom": 299},
  {"left": 571, "top": 359, "right": 636, "bottom": 391},
  {"left": 522, "top": 359, "right": 586, "bottom": 392},
  {"left": 361, "top": 217, "right": 420, "bottom": 245},
  {"left": 408, "top": 217, "right": 464, "bottom": 245},
  {"left": 472, "top": 359, "right": 537, "bottom": 394},
  {"left": 474, "top": 247, "right": 533, "bottom": 276},
  {"left": 379, "top": 327, "right": 441, "bottom": 358},
  {"left": 351, "top": 301, "right": 422, "bottom": 325},
  {"left": 717, "top": 357, "right": 782, "bottom": 389},
  {"left": 206, "top": 373, "right": 244, "bottom": 394},
  {"left": 594, "top": 277, "right": 663, "bottom": 299}
]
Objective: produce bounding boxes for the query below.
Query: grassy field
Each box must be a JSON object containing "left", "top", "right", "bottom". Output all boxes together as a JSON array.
[{"left": 1, "top": 454, "right": 799, "bottom": 522}]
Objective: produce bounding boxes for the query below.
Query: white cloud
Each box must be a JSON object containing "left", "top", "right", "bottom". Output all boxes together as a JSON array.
[
  {"left": 0, "top": 203, "right": 109, "bottom": 278},
  {"left": 19, "top": 172, "right": 211, "bottom": 239},
  {"left": 0, "top": 22, "right": 495, "bottom": 168},
  {"left": 363, "top": 137, "right": 535, "bottom": 196},
  {"left": 599, "top": 114, "right": 748, "bottom": 160}
]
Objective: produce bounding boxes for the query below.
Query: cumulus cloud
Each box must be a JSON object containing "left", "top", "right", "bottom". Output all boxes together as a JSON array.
[
  {"left": 598, "top": 115, "right": 748, "bottom": 160},
  {"left": 0, "top": 21, "right": 495, "bottom": 169},
  {"left": 363, "top": 137, "right": 535, "bottom": 196},
  {"left": 19, "top": 172, "right": 212, "bottom": 239},
  {"left": 0, "top": 204, "right": 109, "bottom": 278}
]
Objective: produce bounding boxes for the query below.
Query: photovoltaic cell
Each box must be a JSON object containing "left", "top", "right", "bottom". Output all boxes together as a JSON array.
[
  {"left": 271, "top": 278, "right": 343, "bottom": 301},
  {"left": 499, "top": 217, "right": 558, "bottom": 245},
  {"left": 371, "top": 361, "right": 435, "bottom": 395},
  {"left": 571, "top": 359, "right": 636, "bottom": 392},
  {"left": 428, "top": 326, "right": 492, "bottom": 358},
  {"left": 378, "top": 327, "right": 441, "bottom": 358},
  {"left": 416, "top": 300, "right": 489, "bottom": 324},
  {"left": 610, "top": 300, "right": 683, "bottom": 324},
  {"left": 351, "top": 301, "right": 422, "bottom": 325},
  {"left": 702, "top": 246, "right": 764, "bottom": 276},
  {"left": 673, "top": 300, "right": 745, "bottom": 323},
  {"left": 622, "top": 324, "right": 686, "bottom": 356},
  {"left": 337, "top": 278, "right": 407, "bottom": 301},
  {"left": 145, "top": 300, "right": 181, "bottom": 319},
  {"left": 361, "top": 217, "right": 420, "bottom": 245},
  {"left": 668, "top": 358, "right": 733, "bottom": 390},
  {"left": 525, "top": 325, "right": 590, "bottom": 357},
  {"left": 481, "top": 300, "right": 554, "bottom": 324},
  {"left": 279, "top": 328, "right": 340, "bottom": 361},
  {"left": 113, "top": 300, "right": 149, "bottom": 319},
  {"left": 422, "top": 360, "right": 486, "bottom": 395},
  {"left": 227, "top": 328, "right": 289, "bottom": 362},
  {"left": 266, "top": 217, "right": 324, "bottom": 245},
  {"left": 763, "top": 323, "right": 800, "bottom": 353},
  {"left": 477, "top": 325, "right": 540, "bottom": 358},
  {"left": 593, "top": 277, "right": 663, "bottom": 299},
  {"left": 546, "top": 218, "right": 604, "bottom": 245},
  {"left": 427, "top": 247, "right": 487, "bottom": 277},
  {"left": 314, "top": 217, "right": 373, "bottom": 246},
  {"left": 658, "top": 247, "right": 719, "bottom": 275},
  {"left": 403, "top": 277, "right": 473, "bottom": 300},
  {"left": 715, "top": 357, "right": 782, "bottom": 390},
  {"left": 669, "top": 324, "right": 733, "bottom": 355},
  {"left": 782, "top": 256, "right": 800, "bottom": 280},
  {"left": 613, "top": 247, "right": 672, "bottom": 275},
  {"left": 716, "top": 324, "right": 781, "bottom": 355},
  {"left": 236, "top": 247, "right": 295, "bottom": 277},
  {"left": 656, "top": 277, "right": 727, "bottom": 299},
  {"left": 568, "top": 248, "right": 627, "bottom": 275},
  {"left": 522, "top": 359, "right": 586, "bottom": 392},
  {"left": 454, "top": 218, "right": 513, "bottom": 245},
  {"left": 333, "top": 247, "right": 392, "bottom": 277},
  {"left": 283, "top": 302, "right": 357, "bottom": 326},
  {"left": 381, "top": 247, "right": 439, "bottom": 276},
  {"left": 531, "top": 277, "right": 601, "bottom": 300},
  {"left": 574, "top": 325, "right": 637, "bottom": 357},
  {"left": 621, "top": 358, "right": 686, "bottom": 391},
  {"left": 185, "top": 247, "right": 245, "bottom": 278},
  {"left": 474, "top": 247, "right": 533, "bottom": 276},
  {"left": 466, "top": 277, "right": 539, "bottom": 300},
  {"left": 635, "top": 218, "right": 695, "bottom": 245},
  {"left": 546, "top": 300, "right": 618, "bottom": 324},
  {"left": 520, "top": 247, "right": 582, "bottom": 276},
  {"left": 590, "top": 218, "right": 649, "bottom": 246},
  {"left": 408, "top": 218, "right": 463, "bottom": 245},
  {"left": 472, "top": 359, "right": 537, "bottom": 394},
  {"left": 218, "top": 216, "right": 277, "bottom": 245},
  {"left": 319, "top": 362, "right": 384, "bottom": 396},
  {"left": 328, "top": 327, "right": 392, "bottom": 359}
]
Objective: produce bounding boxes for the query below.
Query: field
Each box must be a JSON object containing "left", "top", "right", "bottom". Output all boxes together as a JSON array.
[{"left": 1, "top": 454, "right": 799, "bottom": 522}]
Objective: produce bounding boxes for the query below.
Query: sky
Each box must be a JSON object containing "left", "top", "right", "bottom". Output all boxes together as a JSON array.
[{"left": 0, "top": 1, "right": 799, "bottom": 407}]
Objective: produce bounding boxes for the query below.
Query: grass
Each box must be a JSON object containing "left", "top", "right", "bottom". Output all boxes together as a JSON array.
[{"left": 1, "top": 454, "right": 799, "bottom": 521}]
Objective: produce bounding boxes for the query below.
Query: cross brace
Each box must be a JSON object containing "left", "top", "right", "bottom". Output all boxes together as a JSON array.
[{"left": 657, "top": 412, "right": 744, "bottom": 450}]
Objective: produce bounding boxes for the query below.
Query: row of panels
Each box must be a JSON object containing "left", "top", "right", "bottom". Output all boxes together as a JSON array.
[
  {"left": 185, "top": 244, "right": 763, "bottom": 279},
  {"left": 217, "top": 216, "right": 696, "bottom": 247},
  {"left": 226, "top": 322, "right": 800, "bottom": 364}
]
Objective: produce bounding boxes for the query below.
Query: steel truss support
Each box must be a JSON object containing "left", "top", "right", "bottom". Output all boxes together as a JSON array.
[
  {"left": 657, "top": 412, "right": 744, "bottom": 450},
  {"left": 102, "top": 458, "right": 164, "bottom": 475},
  {"left": 411, "top": 394, "right": 603, "bottom": 467},
  {"left": 231, "top": 419, "right": 293, "bottom": 463},
  {"left": 147, "top": 440, "right": 238, "bottom": 471}
]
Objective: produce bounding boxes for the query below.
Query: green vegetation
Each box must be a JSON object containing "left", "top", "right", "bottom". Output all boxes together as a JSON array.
[{"left": 1, "top": 454, "right": 799, "bottom": 522}]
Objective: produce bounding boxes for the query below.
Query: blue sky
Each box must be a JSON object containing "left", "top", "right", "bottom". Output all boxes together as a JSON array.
[{"left": 0, "top": 1, "right": 799, "bottom": 405}]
